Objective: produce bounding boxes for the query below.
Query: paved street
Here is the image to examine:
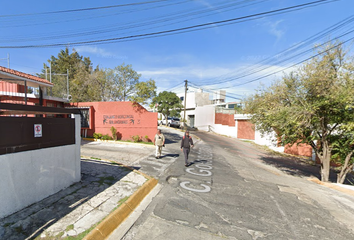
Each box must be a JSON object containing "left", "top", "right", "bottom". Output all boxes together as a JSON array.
[{"left": 122, "top": 127, "right": 354, "bottom": 240}]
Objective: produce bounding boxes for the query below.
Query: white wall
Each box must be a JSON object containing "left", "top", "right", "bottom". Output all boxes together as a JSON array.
[
  {"left": 254, "top": 128, "right": 284, "bottom": 153},
  {"left": 195, "top": 105, "right": 215, "bottom": 131},
  {"left": 210, "top": 124, "right": 237, "bottom": 138},
  {"left": 0, "top": 115, "right": 81, "bottom": 218}
]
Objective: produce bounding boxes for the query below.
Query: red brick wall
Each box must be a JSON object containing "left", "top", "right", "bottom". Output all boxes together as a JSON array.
[
  {"left": 284, "top": 143, "right": 312, "bottom": 157},
  {"left": 237, "top": 120, "right": 255, "bottom": 140},
  {"left": 215, "top": 113, "right": 235, "bottom": 127},
  {"left": 70, "top": 101, "right": 157, "bottom": 141}
]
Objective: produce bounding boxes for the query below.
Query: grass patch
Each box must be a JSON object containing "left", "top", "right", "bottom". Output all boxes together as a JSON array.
[
  {"left": 90, "top": 157, "right": 101, "bottom": 160},
  {"left": 97, "top": 176, "right": 115, "bottom": 186},
  {"left": 14, "top": 225, "right": 24, "bottom": 234},
  {"left": 3, "top": 222, "right": 14, "bottom": 227},
  {"left": 117, "top": 196, "right": 130, "bottom": 207},
  {"left": 121, "top": 167, "right": 132, "bottom": 172},
  {"left": 66, "top": 224, "right": 74, "bottom": 232},
  {"left": 109, "top": 161, "right": 120, "bottom": 166}
]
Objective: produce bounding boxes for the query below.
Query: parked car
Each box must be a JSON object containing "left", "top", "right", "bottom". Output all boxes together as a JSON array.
[{"left": 159, "top": 117, "right": 180, "bottom": 128}]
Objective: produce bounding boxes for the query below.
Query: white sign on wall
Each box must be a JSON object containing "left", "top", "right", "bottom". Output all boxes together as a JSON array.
[{"left": 34, "top": 124, "right": 42, "bottom": 138}]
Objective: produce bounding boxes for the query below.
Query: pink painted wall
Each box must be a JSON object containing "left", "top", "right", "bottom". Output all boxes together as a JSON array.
[{"left": 70, "top": 101, "right": 157, "bottom": 142}]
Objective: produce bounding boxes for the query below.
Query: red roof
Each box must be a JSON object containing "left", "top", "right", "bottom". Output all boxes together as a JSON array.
[{"left": 0, "top": 66, "right": 53, "bottom": 86}]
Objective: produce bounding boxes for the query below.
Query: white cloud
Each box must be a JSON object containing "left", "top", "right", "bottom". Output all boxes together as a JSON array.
[
  {"left": 138, "top": 62, "right": 292, "bottom": 101},
  {"left": 265, "top": 19, "right": 285, "bottom": 41},
  {"left": 75, "top": 46, "right": 127, "bottom": 60}
]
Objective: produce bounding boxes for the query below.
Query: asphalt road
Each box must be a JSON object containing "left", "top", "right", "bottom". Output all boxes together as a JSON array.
[{"left": 122, "top": 127, "right": 354, "bottom": 240}]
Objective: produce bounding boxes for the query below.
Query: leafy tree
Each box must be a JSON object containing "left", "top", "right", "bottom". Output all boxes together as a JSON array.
[
  {"left": 38, "top": 47, "right": 92, "bottom": 99},
  {"left": 107, "top": 63, "right": 141, "bottom": 101},
  {"left": 70, "top": 64, "right": 109, "bottom": 102},
  {"left": 129, "top": 79, "right": 156, "bottom": 105},
  {"left": 331, "top": 123, "right": 354, "bottom": 184},
  {"left": 244, "top": 41, "right": 354, "bottom": 182},
  {"left": 152, "top": 91, "right": 183, "bottom": 125}
]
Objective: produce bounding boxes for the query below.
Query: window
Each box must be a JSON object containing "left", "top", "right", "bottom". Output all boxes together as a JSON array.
[{"left": 80, "top": 109, "right": 90, "bottom": 128}]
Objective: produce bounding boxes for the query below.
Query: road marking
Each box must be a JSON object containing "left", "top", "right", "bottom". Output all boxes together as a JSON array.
[
  {"left": 186, "top": 168, "right": 212, "bottom": 176},
  {"left": 179, "top": 145, "right": 214, "bottom": 193},
  {"left": 180, "top": 181, "right": 211, "bottom": 193}
]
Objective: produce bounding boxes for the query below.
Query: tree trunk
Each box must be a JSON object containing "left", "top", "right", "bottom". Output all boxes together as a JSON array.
[
  {"left": 320, "top": 141, "right": 331, "bottom": 182},
  {"left": 337, "top": 151, "right": 354, "bottom": 184}
]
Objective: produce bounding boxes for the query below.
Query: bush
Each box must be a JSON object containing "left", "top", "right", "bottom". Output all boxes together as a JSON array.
[
  {"left": 93, "top": 133, "right": 102, "bottom": 139},
  {"left": 102, "top": 134, "right": 113, "bottom": 140},
  {"left": 132, "top": 135, "right": 140, "bottom": 143},
  {"left": 110, "top": 126, "right": 117, "bottom": 140}
]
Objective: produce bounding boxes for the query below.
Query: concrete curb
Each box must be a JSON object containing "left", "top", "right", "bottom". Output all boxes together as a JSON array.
[
  {"left": 83, "top": 177, "right": 158, "bottom": 240},
  {"left": 82, "top": 138, "right": 155, "bottom": 148},
  {"left": 308, "top": 178, "right": 354, "bottom": 197}
]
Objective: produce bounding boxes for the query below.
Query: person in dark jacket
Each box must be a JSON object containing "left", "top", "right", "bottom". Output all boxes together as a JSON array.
[{"left": 180, "top": 130, "right": 194, "bottom": 166}]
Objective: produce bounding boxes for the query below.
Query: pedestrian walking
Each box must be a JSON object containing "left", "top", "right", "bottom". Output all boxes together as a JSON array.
[
  {"left": 154, "top": 129, "right": 165, "bottom": 159},
  {"left": 180, "top": 130, "right": 194, "bottom": 166}
]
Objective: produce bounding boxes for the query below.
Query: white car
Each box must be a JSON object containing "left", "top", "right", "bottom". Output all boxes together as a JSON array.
[{"left": 159, "top": 117, "right": 180, "bottom": 128}]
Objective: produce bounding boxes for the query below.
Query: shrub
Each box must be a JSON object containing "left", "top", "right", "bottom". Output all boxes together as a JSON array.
[
  {"left": 144, "top": 135, "right": 150, "bottom": 142},
  {"left": 102, "top": 134, "right": 113, "bottom": 140},
  {"left": 110, "top": 126, "right": 117, "bottom": 140},
  {"left": 93, "top": 133, "right": 102, "bottom": 139},
  {"left": 132, "top": 135, "right": 140, "bottom": 143}
]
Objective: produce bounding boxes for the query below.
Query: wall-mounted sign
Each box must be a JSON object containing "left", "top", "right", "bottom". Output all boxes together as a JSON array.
[
  {"left": 34, "top": 124, "right": 42, "bottom": 137},
  {"left": 103, "top": 115, "right": 139, "bottom": 125}
]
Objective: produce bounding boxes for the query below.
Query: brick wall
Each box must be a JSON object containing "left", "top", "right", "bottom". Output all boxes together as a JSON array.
[
  {"left": 215, "top": 113, "right": 235, "bottom": 127},
  {"left": 237, "top": 120, "right": 255, "bottom": 140},
  {"left": 284, "top": 143, "right": 312, "bottom": 157}
]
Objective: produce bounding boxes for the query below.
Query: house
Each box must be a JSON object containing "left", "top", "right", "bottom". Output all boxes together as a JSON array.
[
  {"left": 0, "top": 66, "right": 80, "bottom": 218},
  {"left": 177, "top": 88, "right": 312, "bottom": 159},
  {"left": 0, "top": 66, "right": 68, "bottom": 108}
]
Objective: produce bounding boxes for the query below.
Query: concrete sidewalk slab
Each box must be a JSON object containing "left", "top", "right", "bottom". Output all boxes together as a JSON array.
[{"left": 0, "top": 158, "right": 157, "bottom": 240}]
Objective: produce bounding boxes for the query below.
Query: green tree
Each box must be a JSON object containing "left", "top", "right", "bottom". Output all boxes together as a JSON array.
[
  {"left": 38, "top": 47, "right": 92, "bottom": 99},
  {"left": 107, "top": 63, "right": 141, "bottom": 101},
  {"left": 331, "top": 123, "right": 354, "bottom": 184},
  {"left": 152, "top": 91, "right": 183, "bottom": 125},
  {"left": 244, "top": 41, "right": 354, "bottom": 182},
  {"left": 70, "top": 64, "right": 109, "bottom": 102},
  {"left": 129, "top": 79, "right": 157, "bottom": 105}
]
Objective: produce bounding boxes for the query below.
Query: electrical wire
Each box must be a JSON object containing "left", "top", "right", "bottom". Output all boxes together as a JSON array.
[
  {"left": 0, "top": 0, "right": 169, "bottom": 18},
  {"left": 232, "top": 36, "right": 354, "bottom": 87},
  {"left": 0, "top": 0, "right": 336, "bottom": 48},
  {"left": 197, "top": 14, "right": 354, "bottom": 87},
  {"left": 0, "top": 0, "right": 263, "bottom": 43}
]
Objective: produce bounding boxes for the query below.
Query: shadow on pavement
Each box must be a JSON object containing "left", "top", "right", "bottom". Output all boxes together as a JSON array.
[
  {"left": 260, "top": 154, "right": 354, "bottom": 184},
  {"left": 160, "top": 153, "right": 180, "bottom": 159},
  {"left": 162, "top": 130, "right": 182, "bottom": 145},
  {"left": 0, "top": 159, "right": 133, "bottom": 240}
]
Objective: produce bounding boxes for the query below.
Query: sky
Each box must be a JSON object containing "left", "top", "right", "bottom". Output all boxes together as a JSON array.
[{"left": 0, "top": 0, "right": 353, "bottom": 102}]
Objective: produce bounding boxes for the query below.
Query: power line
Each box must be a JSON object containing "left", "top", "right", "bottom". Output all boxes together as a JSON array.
[
  {"left": 233, "top": 37, "right": 354, "bottom": 87},
  {"left": 0, "top": 0, "right": 262, "bottom": 43},
  {"left": 0, "top": 0, "right": 336, "bottom": 49},
  {"left": 0, "top": 0, "right": 168, "bottom": 18},
  {"left": 198, "top": 14, "right": 354, "bottom": 87}
]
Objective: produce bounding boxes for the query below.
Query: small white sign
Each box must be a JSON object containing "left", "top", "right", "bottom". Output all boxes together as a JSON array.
[{"left": 34, "top": 124, "right": 42, "bottom": 138}]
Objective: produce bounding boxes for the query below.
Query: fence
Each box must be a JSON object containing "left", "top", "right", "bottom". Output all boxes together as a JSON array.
[{"left": 0, "top": 103, "right": 80, "bottom": 155}]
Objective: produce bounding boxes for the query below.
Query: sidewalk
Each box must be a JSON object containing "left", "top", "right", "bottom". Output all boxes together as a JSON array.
[{"left": 0, "top": 141, "right": 158, "bottom": 240}]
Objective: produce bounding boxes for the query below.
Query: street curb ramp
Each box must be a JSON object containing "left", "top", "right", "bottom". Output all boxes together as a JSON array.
[{"left": 83, "top": 177, "right": 158, "bottom": 240}]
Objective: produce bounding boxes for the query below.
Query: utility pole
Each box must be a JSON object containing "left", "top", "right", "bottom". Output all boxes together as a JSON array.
[
  {"left": 52, "top": 70, "right": 70, "bottom": 100},
  {"left": 183, "top": 79, "right": 188, "bottom": 129},
  {"left": 0, "top": 54, "right": 10, "bottom": 68},
  {"left": 49, "top": 63, "right": 70, "bottom": 100}
]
